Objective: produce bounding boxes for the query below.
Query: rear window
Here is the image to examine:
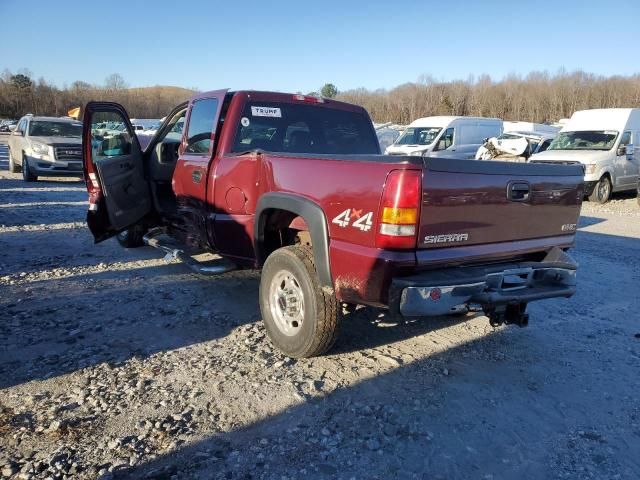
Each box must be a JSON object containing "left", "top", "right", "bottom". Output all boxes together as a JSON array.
[{"left": 232, "top": 101, "right": 379, "bottom": 155}]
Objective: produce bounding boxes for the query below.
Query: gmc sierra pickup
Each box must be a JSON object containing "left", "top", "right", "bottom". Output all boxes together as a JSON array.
[{"left": 82, "top": 90, "right": 584, "bottom": 358}]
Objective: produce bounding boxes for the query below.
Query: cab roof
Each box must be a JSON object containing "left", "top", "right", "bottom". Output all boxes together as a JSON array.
[
  {"left": 192, "top": 89, "right": 366, "bottom": 113},
  {"left": 564, "top": 108, "right": 640, "bottom": 132}
]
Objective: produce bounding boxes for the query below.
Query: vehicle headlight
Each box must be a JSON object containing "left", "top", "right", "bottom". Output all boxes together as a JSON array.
[
  {"left": 584, "top": 163, "right": 597, "bottom": 175},
  {"left": 31, "top": 142, "right": 50, "bottom": 156},
  {"left": 410, "top": 150, "right": 424, "bottom": 156}
]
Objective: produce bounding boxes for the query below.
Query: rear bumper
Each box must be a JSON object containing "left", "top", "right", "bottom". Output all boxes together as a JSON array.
[{"left": 390, "top": 247, "right": 577, "bottom": 317}]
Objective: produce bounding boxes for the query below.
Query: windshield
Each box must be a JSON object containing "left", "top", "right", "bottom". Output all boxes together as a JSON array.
[
  {"left": 547, "top": 130, "right": 618, "bottom": 151},
  {"left": 232, "top": 101, "right": 379, "bottom": 155},
  {"left": 395, "top": 127, "right": 442, "bottom": 146},
  {"left": 29, "top": 121, "right": 82, "bottom": 138}
]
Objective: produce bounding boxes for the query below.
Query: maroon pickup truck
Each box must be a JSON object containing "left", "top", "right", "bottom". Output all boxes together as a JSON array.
[{"left": 82, "top": 90, "right": 583, "bottom": 357}]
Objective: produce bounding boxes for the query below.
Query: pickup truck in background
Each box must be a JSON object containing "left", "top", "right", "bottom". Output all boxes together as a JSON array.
[{"left": 82, "top": 90, "right": 584, "bottom": 358}]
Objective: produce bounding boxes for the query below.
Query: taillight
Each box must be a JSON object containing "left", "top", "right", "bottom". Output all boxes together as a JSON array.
[{"left": 376, "top": 170, "right": 421, "bottom": 249}]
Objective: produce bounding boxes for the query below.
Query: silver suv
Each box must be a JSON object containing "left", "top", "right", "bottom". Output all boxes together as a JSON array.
[{"left": 8, "top": 115, "right": 83, "bottom": 182}]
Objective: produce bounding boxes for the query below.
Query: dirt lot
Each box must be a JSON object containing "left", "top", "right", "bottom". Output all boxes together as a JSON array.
[{"left": 1, "top": 135, "right": 639, "bottom": 480}]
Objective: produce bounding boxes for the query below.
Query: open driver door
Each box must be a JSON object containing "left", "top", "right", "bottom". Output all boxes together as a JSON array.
[{"left": 82, "top": 102, "right": 152, "bottom": 242}]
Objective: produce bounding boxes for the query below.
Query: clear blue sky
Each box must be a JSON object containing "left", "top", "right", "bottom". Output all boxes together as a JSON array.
[{"left": 1, "top": 0, "right": 638, "bottom": 92}]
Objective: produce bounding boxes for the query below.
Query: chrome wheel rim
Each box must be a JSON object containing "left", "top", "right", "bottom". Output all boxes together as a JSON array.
[
  {"left": 269, "top": 269, "right": 305, "bottom": 336},
  {"left": 599, "top": 180, "right": 610, "bottom": 200}
]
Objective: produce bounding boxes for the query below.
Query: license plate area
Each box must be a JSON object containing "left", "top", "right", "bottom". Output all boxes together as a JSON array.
[{"left": 487, "top": 268, "right": 533, "bottom": 292}]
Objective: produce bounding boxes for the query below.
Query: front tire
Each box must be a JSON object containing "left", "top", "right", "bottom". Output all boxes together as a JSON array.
[
  {"left": 588, "top": 175, "right": 611, "bottom": 203},
  {"left": 116, "top": 224, "right": 146, "bottom": 248},
  {"left": 22, "top": 155, "right": 37, "bottom": 182},
  {"left": 260, "top": 245, "right": 339, "bottom": 358}
]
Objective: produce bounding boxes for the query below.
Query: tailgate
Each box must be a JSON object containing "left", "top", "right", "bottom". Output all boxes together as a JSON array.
[{"left": 418, "top": 157, "right": 584, "bottom": 249}]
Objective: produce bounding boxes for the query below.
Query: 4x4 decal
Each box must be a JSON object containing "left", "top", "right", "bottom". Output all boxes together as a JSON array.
[{"left": 332, "top": 208, "right": 373, "bottom": 232}]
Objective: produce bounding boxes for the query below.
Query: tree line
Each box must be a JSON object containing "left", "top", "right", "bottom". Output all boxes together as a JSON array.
[
  {"left": 2, "top": 69, "right": 640, "bottom": 124},
  {"left": 0, "top": 71, "right": 194, "bottom": 119},
  {"left": 336, "top": 71, "right": 640, "bottom": 124}
]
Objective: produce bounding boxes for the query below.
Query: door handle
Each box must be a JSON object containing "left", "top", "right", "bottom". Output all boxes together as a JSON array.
[{"left": 507, "top": 181, "right": 530, "bottom": 202}]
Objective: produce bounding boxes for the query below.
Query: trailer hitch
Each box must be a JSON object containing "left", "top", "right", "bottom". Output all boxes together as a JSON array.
[{"left": 484, "top": 302, "right": 529, "bottom": 328}]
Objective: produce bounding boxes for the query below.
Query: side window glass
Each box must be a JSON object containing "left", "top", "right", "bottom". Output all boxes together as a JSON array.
[
  {"left": 17, "top": 119, "right": 25, "bottom": 133},
  {"left": 436, "top": 128, "right": 454, "bottom": 150},
  {"left": 620, "top": 131, "right": 631, "bottom": 146},
  {"left": 90, "top": 111, "right": 133, "bottom": 163},
  {"left": 185, "top": 98, "right": 219, "bottom": 154}
]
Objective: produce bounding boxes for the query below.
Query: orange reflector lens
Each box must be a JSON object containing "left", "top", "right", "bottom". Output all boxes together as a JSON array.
[{"left": 381, "top": 207, "right": 418, "bottom": 225}]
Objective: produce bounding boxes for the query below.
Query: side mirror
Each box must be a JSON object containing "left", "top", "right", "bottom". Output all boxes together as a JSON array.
[
  {"left": 8, "top": 125, "right": 16, "bottom": 132},
  {"left": 616, "top": 145, "right": 625, "bottom": 156},
  {"left": 11, "top": 129, "right": 23, "bottom": 136}
]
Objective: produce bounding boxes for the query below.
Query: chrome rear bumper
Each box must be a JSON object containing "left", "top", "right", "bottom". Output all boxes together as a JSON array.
[{"left": 391, "top": 247, "right": 577, "bottom": 317}]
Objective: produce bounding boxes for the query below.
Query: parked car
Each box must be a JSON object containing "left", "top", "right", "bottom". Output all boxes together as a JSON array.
[
  {"left": 7, "top": 115, "right": 83, "bottom": 181},
  {"left": 374, "top": 123, "right": 404, "bottom": 152},
  {"left": 475, "top": 131, "right": 557, "bottom": 161},
  {"left": 0, "top": 119, "right": 17, "bottom": 132},
  {"left": 385, "top": 116, "right": 502, "bottom": 159},
  {"left": 530, "top": 108, "right": 640, "bottom": 203},
  {"left": 82, "top": 91, "right": 583, "bottom": 358}
]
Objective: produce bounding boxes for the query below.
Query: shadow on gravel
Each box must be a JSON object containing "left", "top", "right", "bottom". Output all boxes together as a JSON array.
[
  {"left": 335, "top": 309, "right": 475, "bottom": 355},
  {"left": 113, "top": 315, "right": 640, "bottom": 480},
  {"left": 112, "top": 227, "right": 640, "bottom": 480},
  {"left": 0, "top": 261, "right": 477, "bottom": 393},
  {"left": 0, "top": 267, "right": 260, "bottom": 389},
  {"left": 110, "top": 329, "right": 516, "bottom": 480},
  {"left": 0, "top": 206, "right": 86, "bottom": 228}
]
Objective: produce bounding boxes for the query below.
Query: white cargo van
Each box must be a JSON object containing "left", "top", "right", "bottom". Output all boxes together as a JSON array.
[
  {"left": 530, "top": 108, "right": 640, "bottom": 203},
  {"left": 385, "top": 116, "right": 502, "bottom": 159}
]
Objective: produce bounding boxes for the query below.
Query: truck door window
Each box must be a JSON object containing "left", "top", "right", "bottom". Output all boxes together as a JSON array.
[
  {"left": 436, "top": 128, "right": 454, "bottom": 150},
  {"left": 185, "top": 98, "right": 219, "bottom": 155},
  {"left": 90, "top": 112, "right": 133, "bottom": 162}
]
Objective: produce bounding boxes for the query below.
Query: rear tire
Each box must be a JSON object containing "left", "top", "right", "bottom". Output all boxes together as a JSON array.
[
  {"left": 260, "top": 245, "right": 339, "bottom": 358},
  {"left": 22, "top": 155, "right": 37, "bottom": 182},
  {"left": 116, "top": 224, "right": 146, "bottom": 248},
  {"left": 588, "top": 175, "right": 611, "bottom": 203}
]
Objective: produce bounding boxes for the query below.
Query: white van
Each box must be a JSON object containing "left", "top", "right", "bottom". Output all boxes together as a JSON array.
[
  {"left": 529, "top": 108, "right": 640, "bottom": 203},
  {"left": 384, "top": 116, "right": 502, "bottom": 159}
]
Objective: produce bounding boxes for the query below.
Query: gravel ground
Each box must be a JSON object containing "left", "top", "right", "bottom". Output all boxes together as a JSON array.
[{"left": 1, "top": 136, "right": 639, "bottom": 480}]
